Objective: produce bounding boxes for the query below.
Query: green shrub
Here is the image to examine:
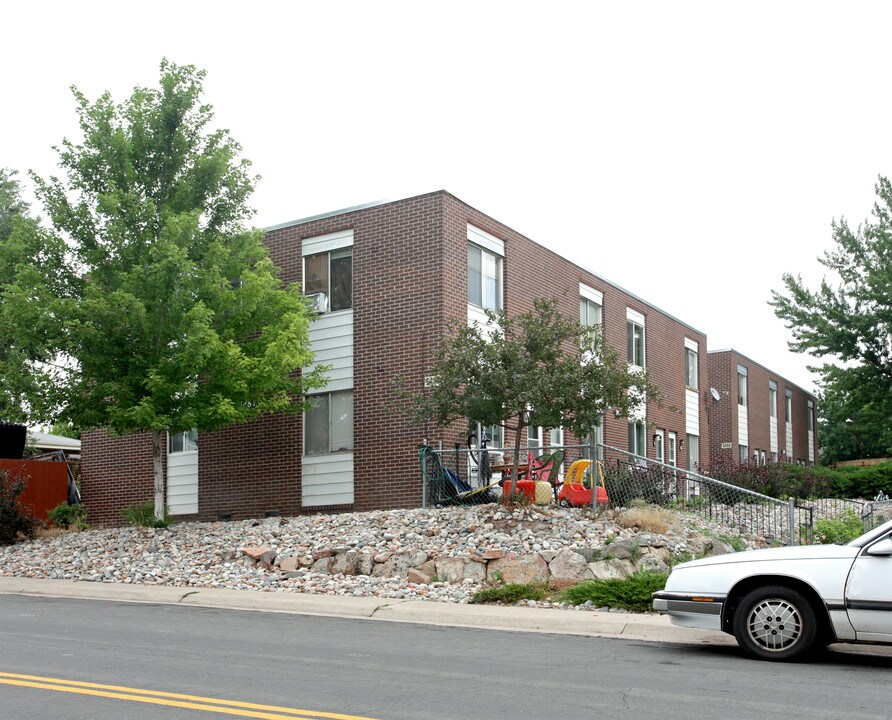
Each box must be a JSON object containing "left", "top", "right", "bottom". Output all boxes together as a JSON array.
[
  {"left": 470, "top": 583, "right": 547, "bottom": 604},
  {"left": 560, "top": 570, "right": 668, "bottom": 613},
  {"left": 122, "top": 500, "right": 171, "bottom": 528},
  {"left": 47, "top": 502, "right": 88, "bottom": 531},
  {"left": 0, "top": 469, "right": 39, "bottom": 545},
  {"left": 830, "top": 462, "right": 892, "bottom": 500},
  {"left": 814, "top": 509, "right": 863, "bottom": 544}
]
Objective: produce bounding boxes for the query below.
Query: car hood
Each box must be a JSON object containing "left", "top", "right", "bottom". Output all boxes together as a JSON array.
[{"left": 672, "top": 542, "right": 860, "bottom": 570}]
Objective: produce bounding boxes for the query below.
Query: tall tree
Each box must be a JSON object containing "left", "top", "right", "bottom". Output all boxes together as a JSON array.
[
  {"left": 1, "top": 60, "right": 326, "bottom": 518},
  {"left": 0, "top": 168, "right": 66, "bottom": 424},
  {"left": 770, "top": 175, "right": 892, "bottom": 462},
  {"left": 406, "top": 298, "right": 655, "bottom": 484}
]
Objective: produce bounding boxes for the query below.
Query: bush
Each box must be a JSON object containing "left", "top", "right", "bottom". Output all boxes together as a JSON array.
[
  {"left": 830, "top": 462, "right": 892, "bottom": 500},
  {"left": 122, "top": 500, "right": 171, "bottom": 528},
  {"left": 560, "top": 570, "right": 668, "bottom": 613},
  {"left": 470, "top": 582, "right": 548, "bottom": 604},
  {"left": 701, "top": 458, "right": 835, "bottom": 499},
  {"left": 47, "top": 502, "right": 88, "bottom": 531},
  {"left": 814, "top": 509, "right": 863, "bottom": 544},
  {"left": 0, "top": 469, "right": 39, "bottom": 545}
]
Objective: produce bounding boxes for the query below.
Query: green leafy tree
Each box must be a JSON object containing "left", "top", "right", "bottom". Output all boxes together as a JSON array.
[
  {"left": 0, "top": 60, "right": 326, "bottom": 519},
  {"left": 406, "top": 297, "right": 655, "bottom": 484},
  {"left": 770, "top": 176, "right": 892, "bottom": 463},
  {"left": 0, "top": 168, "right": 65, "bottom": 424}
]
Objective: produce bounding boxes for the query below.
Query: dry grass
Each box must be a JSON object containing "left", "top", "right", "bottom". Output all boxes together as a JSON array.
[{"left": 617, "top": 506, "right": 675, "bottom": 534}]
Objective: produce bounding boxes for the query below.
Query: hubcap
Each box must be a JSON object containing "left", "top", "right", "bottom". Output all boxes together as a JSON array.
[{"left": 747, "top": 598, "right": 802, "bottom": 652}]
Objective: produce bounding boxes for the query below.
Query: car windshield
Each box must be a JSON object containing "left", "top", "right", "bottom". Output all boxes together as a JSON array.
[{"left": 848, "top": 517, "right": 892, "bottom": 548}]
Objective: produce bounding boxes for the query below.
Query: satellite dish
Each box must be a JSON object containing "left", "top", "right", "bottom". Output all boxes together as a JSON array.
[{"left": 710, "top": 388, "right": 721, "bottom": 402}]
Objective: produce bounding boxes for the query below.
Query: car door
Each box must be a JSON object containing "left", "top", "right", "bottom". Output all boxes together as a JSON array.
[{"left": 845, "top": 534, "right": 892, "bottom": 642}]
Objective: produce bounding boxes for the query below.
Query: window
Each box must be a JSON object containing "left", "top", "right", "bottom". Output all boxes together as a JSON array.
[
  {"left": 807, "top": 400, "right": 814, "bottom": 432},
  {"left": 737, "top": 365, "right": 748, "bottom": 407},
  {"left": 579, "top": 288, "right": 602, "bottom": 352},
  {"left": 627, "top": 321, "right": 645, "bottom": 367},
  {"left": 467, "top": 244, "right": 502, "bottom": 311},
  {"left": 305, "top": 391, "right": 354, "bottom": 455},
  {"left": 304, "top": 247, "right": 353, "bottom": 312},
  {"left": 169, "top": 429, "right": 198, "bottom": 453},
  {"left": 769, "top": 381, "right": 777, "bottom": 418},
  {"left": 686, "top": 434, "right": 699, "bottom": 471},
  {"left": 628, "top": 420, "right": 646, "bottom": 458},
  {"left": 685, "top": 347, "right": 698, "bottom": 389},
  {"left": 739, "top": 444, "right": 748, "bottom": 463},
  {"left": 785, "top": 391, "right": 793, "bottom": 422},
  {"left": 527, "top": 426, "right": 542, "bottom": 450}
]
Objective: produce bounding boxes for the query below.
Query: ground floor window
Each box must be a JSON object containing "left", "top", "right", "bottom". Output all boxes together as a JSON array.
[
  {"left": 169, "top": 429, "right": 198, "bottom": 453},
  {"left": 305, "top": 390, "right": 354, "bottom": 455}
]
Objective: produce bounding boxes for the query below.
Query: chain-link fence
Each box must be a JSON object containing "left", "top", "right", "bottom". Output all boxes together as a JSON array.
[{"left": 419, "top": 441, "right": 890, "bottom": 547}]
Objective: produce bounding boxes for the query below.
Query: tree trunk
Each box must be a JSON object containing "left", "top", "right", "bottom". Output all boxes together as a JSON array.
[{"left": 151, "top": 429, "right": 165, "bottom": 521}]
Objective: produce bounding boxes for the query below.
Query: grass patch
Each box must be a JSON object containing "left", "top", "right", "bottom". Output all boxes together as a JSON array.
[
  {"left": 617, "top": 506, "right": 675, "bottom": 534},
  {"left": 123, "top": 501, "right": 172, "bottom": 528},
  {"left": 470, "top": 582, "right": 548, "bottom": 604},
  {"left": 560, "top": 571, "right": 668, "bottom": 613}
]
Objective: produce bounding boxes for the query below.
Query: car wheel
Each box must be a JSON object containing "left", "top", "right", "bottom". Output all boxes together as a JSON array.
[{"left": 733, "top": 585, "right": 817, "bottom": 661}]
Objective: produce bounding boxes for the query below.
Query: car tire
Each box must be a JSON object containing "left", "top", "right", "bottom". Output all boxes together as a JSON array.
[{"left": 733, "top": 585, "right": 817, "bottom": 661}]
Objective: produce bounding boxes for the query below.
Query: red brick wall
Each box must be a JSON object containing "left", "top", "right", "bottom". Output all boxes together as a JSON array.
[
  {"left": 80, "top": 191, "right": 813, "bottom": 524},
  {"left": 707, "top": 350, "right": 818, "bottom": 466}
]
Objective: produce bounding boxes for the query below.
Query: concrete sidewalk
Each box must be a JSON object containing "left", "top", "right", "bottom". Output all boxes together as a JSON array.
[{"left": 0, "top": 576, "right": 732, "bottom": 646}]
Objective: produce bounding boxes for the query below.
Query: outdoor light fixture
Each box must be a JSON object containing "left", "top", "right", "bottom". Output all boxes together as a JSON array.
[
  {"left": 652, "top": 433, "right": 660, "bottom": 447},
  {"left": 679, "top": 438, "right": 685, "bottom": 450}
]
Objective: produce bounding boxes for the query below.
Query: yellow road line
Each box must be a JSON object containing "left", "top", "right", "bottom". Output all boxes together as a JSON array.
[{"left": 0, "top": 672, "right": 379, "bottom": 720}]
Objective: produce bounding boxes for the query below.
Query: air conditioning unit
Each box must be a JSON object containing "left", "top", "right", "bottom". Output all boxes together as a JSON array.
[{"left": 307, "top": 292, "right": 329, "bottom": 314}]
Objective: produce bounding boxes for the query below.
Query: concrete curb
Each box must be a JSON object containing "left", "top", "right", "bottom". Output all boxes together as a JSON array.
[{"left": 0, "top": 576, "right": 732, "bottom": 645}]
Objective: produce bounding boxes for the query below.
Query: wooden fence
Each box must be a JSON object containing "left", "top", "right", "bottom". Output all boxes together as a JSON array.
[{"left": 0, "top": 459, "right": 69, "bottom": 522}]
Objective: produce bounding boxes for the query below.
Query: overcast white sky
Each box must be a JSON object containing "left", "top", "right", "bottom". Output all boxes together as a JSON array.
[{"left": 6, "top": 1, "right": 891, "bottom": 394}]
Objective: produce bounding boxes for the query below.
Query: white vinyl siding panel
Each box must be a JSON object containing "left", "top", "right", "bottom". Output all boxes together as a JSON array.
[
  {"left": 685, "top": 388, "right": 699, "bottom": 436},
  {"left": 770, "top": 417, "right": 779, "bottom": 455},
  {"left": 167, "top": 450, "right": 198, "bottom": 515},
  {"left": 305, "top": 310, "right": 354, "bottom": 393},
  {"left": 786, "top": 423, "right": 793, "bottom": 459},
  {"left": 303, "top": 453, "right": 354, "bottom": 507},
  {"left": 738, "top": 404, "right": 749, "bottom": 448}
]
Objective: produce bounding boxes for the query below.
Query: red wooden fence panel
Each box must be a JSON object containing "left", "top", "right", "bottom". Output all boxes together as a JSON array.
[{"left": 0, "top": 459, "right": 69, "bottom": 522}]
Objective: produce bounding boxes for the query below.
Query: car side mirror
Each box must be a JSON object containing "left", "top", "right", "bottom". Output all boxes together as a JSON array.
[{"left": 866, "top": 538, "right": 892, "bottom": 556}]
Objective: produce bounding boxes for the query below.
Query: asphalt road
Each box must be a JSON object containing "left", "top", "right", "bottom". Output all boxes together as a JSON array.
[{"left": 1, "top": 595, "right": 891, "bottom": 720}]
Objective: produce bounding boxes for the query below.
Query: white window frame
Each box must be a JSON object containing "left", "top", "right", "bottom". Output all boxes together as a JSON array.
[
  {"left": 302, "top": 230, "right": 354, "bottom": 314},
  {"left": 467, "top": 225, "right": 504, "bottom": 313},
  {"left": 168, "top": 429, "right": 198, "bottom": 454},
  {"left": 684, "top": 339, "right": 698, "bottom": 390},
  {"left": 304, "top": 390, "right": 354, "bottom": 456},
  {"left": 627, "top": 309, "right": 646, "bottom": 369},
  {"left": 737, "top": 364, "right": 748, "bottom": 407}
]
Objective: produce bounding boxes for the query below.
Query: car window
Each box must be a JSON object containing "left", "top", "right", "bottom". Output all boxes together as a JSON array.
[{"left": 848, "top": 518, "right": 892, "bottom": 548}]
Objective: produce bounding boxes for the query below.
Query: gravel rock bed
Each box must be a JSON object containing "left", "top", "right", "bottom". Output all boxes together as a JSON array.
[{"left": 0, "top": 504, "right": 763, "bottom": 609}]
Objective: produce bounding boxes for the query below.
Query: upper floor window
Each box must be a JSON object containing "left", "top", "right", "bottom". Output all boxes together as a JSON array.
[
  {"left": 304, "top": 247, "right": 353, "bottom": 313},
  {"left": 807, "top": 400, "right": 815, "bottom": 432},
  {"left": 627, "top": 309, "right": 646, "bottom": 368},
  {"left": 737, "top": 364, "right": 748, "bottom": 407},
  {"left": 769, "top": 381, "right": 777, "bottom": 418},
  {"left": 785, "top": 390, "right": 793, "bottom": 422},
  {"left": 169, "top": 429, "right": 198, "bottom": 453},
  {"left": 468, "top": 244, "right": 502, "bottom": 311},
  {"left": 685, "top": 347, "right": 698, "bottom": 389},
  {"left": 305, "top": 390, "right": 354, "bottom": 456}
]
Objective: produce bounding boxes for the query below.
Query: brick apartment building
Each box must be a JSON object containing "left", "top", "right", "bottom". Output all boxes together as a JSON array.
[
  {"left": 80, "top": 191, "right": 816, "bottom": 525},
  {"left": 707, "top": 350, "right": 817, "bottom": 467}
]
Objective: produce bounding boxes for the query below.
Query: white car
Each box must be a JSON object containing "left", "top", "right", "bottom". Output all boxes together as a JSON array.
[{"left": 652, "top": 518, "right": 892, "bottom": 661}]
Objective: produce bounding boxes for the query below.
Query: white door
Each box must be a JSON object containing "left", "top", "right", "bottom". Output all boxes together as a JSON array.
[{"left": 845, "top": 538, "right": 892, "bottom": 642}]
